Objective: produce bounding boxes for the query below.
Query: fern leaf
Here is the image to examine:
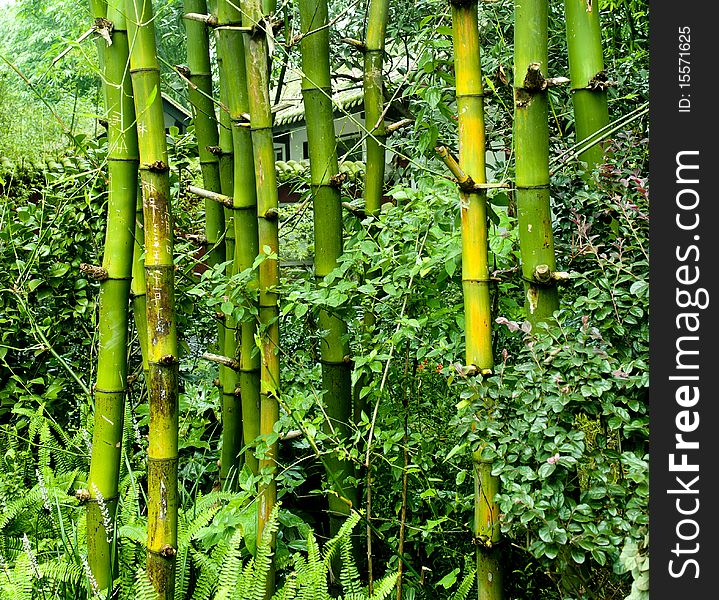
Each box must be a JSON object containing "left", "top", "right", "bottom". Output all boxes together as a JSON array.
[
  {"left": 339, "top": 535, "right": 362, "bottom": 597},
  {"left": 133, "top": 569, "right": 159, "bottom": 600},
  {"left": 252, "top": 505, "right": 282, "bottom": 600},
  {"left": 450, "top": 559, "right": 476, "bottom": 600},
  {"left": 322, "top": 512, "right": 360, "bottom": 568},
  {"left": 271, "top": 571, "right": 297, "bottom": 600},
  {"left": 38, "top": 558, "right": 84, "bottom": 587},
  {"left": 215, "top": 528, "right": 246, "bottom": 600},
  {"left": 367, "top": 572, "right": 400, "bottom": 600}
]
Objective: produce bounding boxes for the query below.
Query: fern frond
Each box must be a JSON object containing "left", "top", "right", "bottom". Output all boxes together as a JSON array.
[
  {"left": 450, "top": 559, "right": 476, "bottom": 600},
  {"left": 322, "top": 511, "right": 360, "bottom": 567},
  {"left": 339, "top": 535, "right": 362, "bottom": 597},
  {"left": 118, "top": 523, "right": 147, "bottom": 547},
  {"left": 38, "top": 420, "right": 52, "bottom": 471},
  {"left": 133, "top": 568, "right": 159, "bottom": 600},
  {"left": 367, "top": 572, "right": 400, "bottom": 600},
  {"left": 0, "top": 488, "right": 44, "bottom": 531},
  {"left": 271, "top": 571, "right": 297, "bottom": 600},
  {"left": 1, "top": 552, "right": 35, "bottom": 600},
  {"left": 38, "top": 558, "right": 84, "bottom": 587},
  {"left": 250, "top": 505, "right": 281, "bottom": 600},
  {"left": 215, "top": 528, "right": 246, "bottom": 600},
  {"left": 190, "top": 568, "right": 219, "bottom": 600}
]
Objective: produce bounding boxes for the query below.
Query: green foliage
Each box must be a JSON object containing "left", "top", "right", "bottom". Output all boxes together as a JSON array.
[
  {"left": 0, "top": 1, "right": 649, "bottom": 598},
  {"left": 452, "top": 138, "right": 648, "bottom": 600}
]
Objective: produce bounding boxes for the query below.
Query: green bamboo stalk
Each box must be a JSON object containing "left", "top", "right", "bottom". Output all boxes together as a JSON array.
[
  {"left": 183, "top": 2, "right": 229, "bottom": 482},
  {"left": 563, "top": 0, "right": 610, "bottom": 170},
  {"left": 353, "top": 0, "right": 390, "bottom": 432},
  {"left": 449, "top": 1, "right": 502, "bottom": 598},
  {"left": 363, "top": 0, "right": 389, "bottom": 215},
  {"left": 216, "top": 0, "right": 261, "bottom": 485},
  {"left": 125, "top": 0, "right": 180, "bottom": 596},
  {"left": 86, "top": 0, "right": 139, "bottom": 589},
  {"left": 298, "top": 0, "right": 358, "bottom": 535},
  {"left": 183, "top": 0, "right": 225, "bottom": 270},
  {"left": 242, "top": 0, "right": 280, "bottom": 590},
  {"left": 514, "top": 0, "right": 558, "bottom": 325},
  {"left": 209, "top": 0, "right": 242, "bottom": 487}
]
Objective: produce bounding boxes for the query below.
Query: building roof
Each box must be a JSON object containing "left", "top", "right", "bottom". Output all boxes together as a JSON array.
[{"left": 273, "top": 80, "right": 365, "bottom": 128}]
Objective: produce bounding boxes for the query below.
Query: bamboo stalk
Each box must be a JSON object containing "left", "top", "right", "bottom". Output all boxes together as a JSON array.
[
  {"left": 563, "top": 0, "right": 610, "bottom": 170},
  {"left": 211, "top": 2, "right": 243, "bottom": 488},
  {"left": 297, "top": 0, "right": 358, "bottom": 537},
  {"left": 86, "top": 0, "right": 139, "bottom": 590},
  {"left": 217, "top": 0, "right": 261, "bottom": 485},
  {"left": 125, "top": 0, "right": 180, "bottom": 596},
  {"left": 514, "top": 0, "right": 558, "bottom": 325},
  {"left": 363, "top": 0, "right": 390, "bottom": 215},
  {"left": 184, "top": 0, "right": 225, "bottom": 270},
  {"left": 242, "top": 0, "right": 280, "bottom": 592},
  {"left": 353, "top": 0, "right": 390, "bottom": 471},
  {"left": 449, "top": 1, "right": 502, "bottom": 598}
]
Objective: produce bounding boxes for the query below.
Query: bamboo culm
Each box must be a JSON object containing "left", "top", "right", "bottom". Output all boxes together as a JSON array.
[
  {"left": 126, "top": 0, "right": 180, "bottom": 596},
  {"left": 298, "top": 0, "right": 359, "bottom": 535},
  {"left": 564, "top": 0, "right": 610, "bottom": 170},
  {"left": 217, "top": 0, "right": 261, "bottom": 485},
  {"left": 86, "top": 0, "right": 139, "bottom": 590},
  {"left": 363, "top": 0, "right": 389, "bottom": 216},
  {"left": 242, "top": 0, "right": 280, "bottom": 593},
  {"left": 514, "top": 0, "right": 558, "bottom": 325},
  {"left": 450, "top": 1, "right": 503, "bottom": 598},
  {"left": 183, "top": 0, "right": 226, "bottom": 401},
  {"left": 183, "top": 0, "right": 225, "bottom": 270}
]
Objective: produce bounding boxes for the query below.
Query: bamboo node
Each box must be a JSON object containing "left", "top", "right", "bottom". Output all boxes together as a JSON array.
[
  {"left": 159, "top": 544, "right": 177, "bottom": 558},
  {"left": 80, "top": 263, "right": 108, "bottom": 281},
  {"left": 182, "top": 12, "right": 218, "bottom": 27},
  {"left": 94, "top": 18, "right": 113, "bottom": 46},
  {"left": 451, "top": 363, "right": 478, "bottom": 378},
  {"left": 533, "top": 264, "right": 552, "bottom": 283},
  {"left": 146, "top": 160, "right": 169, "bottom": 173},
  {"left": 472, "top": 534, "right": 493, "bottom": 548},
  {"left": 75, "top": 488, "right": 91, "bottom": 503},
  {"left": 329, "top": 173, "right": 347, "bottom": 188},
  {"left": 522, "top": 62, "right": 546, "bottom": 91},
  {"left": 158, "top": 354, "right": 177, "bottom": 365},
  {"left": 587, "top": 70, "right": 616, "bottom": 91},
  {"left": 341, "top": 201, "right": 365, "bottom": 218},
  {"left": 263, "top": 208, "right": 279, "bottom": 221}
]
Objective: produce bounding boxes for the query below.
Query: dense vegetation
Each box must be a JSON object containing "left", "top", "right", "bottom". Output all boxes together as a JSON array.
[{"left": 0, "top": 0, "right": 648, "bottom": 598}]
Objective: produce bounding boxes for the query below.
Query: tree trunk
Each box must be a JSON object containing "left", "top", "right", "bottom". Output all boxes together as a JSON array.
[
  {"left": 564, "top": 0, "right": 610, "bottom": 170},
  {"left": 217, "top": 0, "right": 261, "bottom": 484},
  {"left": 298, "top": 0, "right": 358, "bottom": 536},
  {"left": 449, "top": 1, "right": 502, "bottom": 598},
  {"left": 126, "top": 0, "right": 180, "bottom": 596},
  {"left": 514, "top": 0, "right": 558, "bottom": 325},
  {"left": 86, "top": 0, "right": 139, "bottom": 590},
  {"left": 242, "top": 0, "right": 280, "bottom": 593},
  {"left": 363, "top": 0, "right": 389, "bottom": 215}
]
